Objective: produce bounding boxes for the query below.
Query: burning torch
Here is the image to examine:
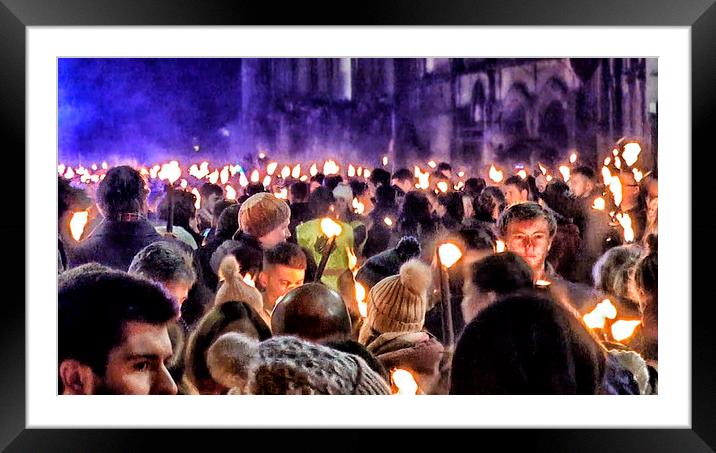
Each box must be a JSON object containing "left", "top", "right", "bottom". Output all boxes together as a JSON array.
[
  {"left": 436, "top": 242, "right": 463, "bottom": 350},
  {"left": 314, "top": 217, "right": 343, "bottom": 283},
  {"left": 158, "top": 161, "right": 182, "bottom": 233}
]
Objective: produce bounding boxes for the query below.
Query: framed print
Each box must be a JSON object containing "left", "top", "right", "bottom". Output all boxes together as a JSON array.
[{"left": 3, "top": 0, "right": 714, "bottom": 450}]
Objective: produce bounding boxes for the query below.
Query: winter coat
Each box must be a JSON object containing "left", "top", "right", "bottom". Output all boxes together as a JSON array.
[
  {"left": 365, "top": 331, "right": 445, "bottom": 394},
  {"left": 68, "top": 218, "right": 164, "bottom": 271}
]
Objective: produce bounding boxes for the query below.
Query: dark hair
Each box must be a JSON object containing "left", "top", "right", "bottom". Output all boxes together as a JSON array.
[
  {"left": 246, "top": 182, "right": 266, "bottom": 197},
  {"left": 323, "top": 175, "right": 344, "bottom": 192},
  {"left": 438, "top": 191, "right": 465, "bottom": 224},
  {"left": 263, "top": 241, "right": 307, "bottom": 270},
  {"left": 311, "top": 173, "right": 325, "bottom": 185},
  {"left": 450, "top": 291, "right": 606, "bottom": 394},
  {"left": 572, "top": 166, "right": 596, "bottom": 181},
  {"left": 369, "top": 168, "right": 391, "bottom": 188},
  {"left": 215, "top": 203, "right": 240, "bottom": 240},
  {"left": 391, "top": 168, "right": 413, "bottom": 183},
  {"left": 497, "top": 202, "right": 557, "bottom": 238},
  {"left": 437, "top": 162, "right": 452, "bottom": 172},
  {"left": 158, "top": 189, "right": 197, "bottom": 229},
  {"left": 399, "top": 191, "right": 434, "bottom": 231},
  {"left": 308, "top": 186, "right": 335, "bottom": 218},
  {"left": 375, "top": 185, "right": 397, "bottom": 209},
  {"left": 59, "top": 266, "right": 178, "bottom": 377},
  {"left": 184, "top": 301, "right": 271, "bottom": 393},
  {"left": 349, "top": 180, "right": 369, "bottom": 198},
  {"left": 468, "top": 252, "right": 534, "bottom": 295},
  {"left": 540, "top": 180, "right": 573, "bottom": 220},
  {"left": 199, "top": 182, "right": 223, "bottom": 199},
  {"left": 212, "top": 199, "right": 236, "bottom": 223},
  {"left": 464, "top": 178, "right": 486, "bottom": 197},
  {"left": 474, "top": 186, "right": 506, "bottom": 221},
  {"left": 504, "top": 175, "right": 530, "bottom": 194},
  {"left": 457, "top": 227, "right": 496, "bottom": 251},
  {"left": 290, "top": 181, "right": 309, "bottom": 201},
  {"left": 96, "top": 165, "right": 147, "bottom": 218},
  {"left": 129, "top": 241, "right": 196, "bottom": 287}
]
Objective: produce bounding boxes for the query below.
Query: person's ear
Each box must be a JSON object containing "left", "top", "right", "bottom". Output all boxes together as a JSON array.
[
  {"left": 59, "top": 359, "right": 97, "bottom": 395},
  {"left": 258, "top": 271, "right": 269, "bottom": 289}
]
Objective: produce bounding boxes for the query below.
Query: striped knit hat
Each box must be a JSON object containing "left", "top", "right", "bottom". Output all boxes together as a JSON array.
[{"left": 358, "top": 259, "right": 433, "bottom": 344}]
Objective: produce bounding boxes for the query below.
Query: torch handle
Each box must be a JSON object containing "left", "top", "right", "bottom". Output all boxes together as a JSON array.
[
  {"left": 437, "top": 251, "right": 455, "bottom": 349},
  {"left": 166, "top": 184, "right": 174, "bottom": 233},
  {"left": 314, "top": 235, "right": 336, "bottom": 283}
]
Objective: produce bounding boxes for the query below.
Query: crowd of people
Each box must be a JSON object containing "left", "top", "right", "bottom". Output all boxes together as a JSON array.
[{"left": 57, "top": 147, "right": 658, "bottom": 395}]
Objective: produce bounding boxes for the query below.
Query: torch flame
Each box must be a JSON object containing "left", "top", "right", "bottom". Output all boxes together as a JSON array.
[
  {"left": 570, "top": 152, "right": 578, "bottom": 164},
  {"left": 357, "top": 166, "right": 363, "bottom": 177},
  {"left": 363, "top": 169, "right": 371, "bottom": 179},
  {"left": 632, "top": 168, "right": 644, "bottom": 183},
  {"left": 427, "top": 160, "right": 437, "bottom": 169},
  {"left": 614, "top": 156, "right": 622, "bottom": 169},
  {"left": 609, "top": 177, "right": 623, "bottom": 207},
  {"left": 180, "top": 179, "right": 188, "bottom": 189},
  {"left": 225, "top": 185, "right": 237, "bottom": 200},
  {"left": 458, "top": 171, "right": 465, "bottom": 178},
  {"left": 352, "top": 197, "right": 365, "bottom": 214},
  {"left": 535, "top": 279, "right": 551, "bottom": 288},
  {"left": 292, "top": 164, "right": 301, "bottom": 179},
  {"left": 592, "top": 197, "right": 606, "bottom": 210},
  {"left": 596, "top": 299, "right": 618, "bottom": 319},
  {"left": 346, "top": 246, "right": 358, "bottom": 273},
  {"left": 320, "top": 217, "right": 342, "bottom": 238},
  {"left": 158, "top": 161, "right": 182, "bottom": 184},
  {"left": 310, "top": 163, "right": 318, "bottom": 176},
  {"left": 262, "top": 175, "right": 272, "bottom": 188},
  {"left": 622, "top": 143, "right": 642, "bottom": 167},
  {"left": 601, "top": 166, "right": 612, "bottom": 185},
  {"left": 582, "top": 299, "right": 618, "bottom": 329},
  {"left": 517, "top": 169, "right": 527, "bottom": 179},
  {"left": 91, "top": 163, "right": 98, "bottom": 171},
  {"left": 281, "top": 165, "right": 291, "bottom": 179},
  {"left": 274, "top": 188, "right": 288, "bottom": 200},
  {"left": 437, "top": 181, "right": 449, "bottom": 193},
  {"left": 299, "top": 175, "right": 308, "bottom": 182},
  {"left": 69, "top": 211, "right": 89, "bottom": 241},
  {"left": 266, "top": 162, "right": 278, "bottom": 176},
  {"left": 191, "top": 188, "right": 201, "bottom": 210},
  {"left": 496, "top": 240, "right": 506, "bottom": 253},
  {"left": 323, "top": 160, "right": 340, "bottom": 175},
  {"left": 538, "top": 163, "right": 547, "bottom": 175},
  {"left": 438, "top": 242, "right": 463, "bottom": 269},
  {"left": 258, "top": 152, "right": 266, "bottom": 159},
  {"left": 546, "top": 175, "right": 553, "bottom": 182},
  {"left": 242, "top": 273, "right": 256, "bottom": 288},
  {"left": 101, "top": 161, "right": 108, "bottom": 170},
  {"left": 64, "top": 167, "right": 75, "bottom": 179},
  {"left": 239, "top": 172, "right": 249, "bottom": 187},
  {"left": 612, "top": 148, "right": 619, "bottom": 156},
  {"left": 250, "top": 170, "right": 260, "bottom": 183},
  {"left": 616, "top": 213, "right": 634, "bottom": 242},
  {"left": 488, "top": 165, "right": 503, "bottom": 183},
  {"left": 611, "top": 320, "right": 641, "bottom": 342},
  {"left": 208, "top": 170, "right": 219, "bottom": 184},
  {"left": 220, "top": 166, "right": 230, "bottom": 185},
  {"left": 382, "top": 156, "right": 389, "bottom": 166},
  {"left": 391, "top": 368, "right": 418, "bottom": 395},
  {"left": 355, "top": 282, "right": 367, "bottom": 318},
  {"left": 583, "top": 311, "right": 606, "bottom": 329},
  {"left": 348, "top": 164, "right": 356, "bottom": 177},
  {"left": 558, "top": 165, "right": 570, "bottom": 182},
  {"left": 58, "top": 164, "right": 65, "bottom": 175},
  {"left": 384, "top": 217, "right": 393, "bottom": 227},
  {"left": 604, "top": 157, "right": 611, "bottom": 166}
]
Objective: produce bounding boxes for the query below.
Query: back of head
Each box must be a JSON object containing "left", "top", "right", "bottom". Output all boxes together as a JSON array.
[
  {"left": 438, "top": 191, "right": 465, "bottom": 222},
  {"left": 159, "top": 189, "right": 197, "bottom": 228},
  {"left": 246, "top": 182, "right": 267, "bottom": 197},
  {"left": 400, "top": 191, "right": 432, "bottom": 224},
  {"left": 349, "top": 180, "right": 369, "bottom": 198},
  {"left": 464, "top": 177, "right": 486, "bottom": 197},
  {"left": 369, "top": 168, "right": 391, "bottom": 188},
  {"left": 215, "top": 203, "right": 240, "bottom": 240},
  {"left": 451, "top": 291, "right": 605, "bottom": 394},
  {"left": 129, "top": 240, "right": 196, "bottom": 287},
  {"left": 356, "top": 235, "right": 422, "bottom": 290},
  {"left": 289, "top": 181, "right": 309, "bottom": 202},
  {"left": 468, "top": 252, "right": 534, "bottom": 295},
  {"left": 238, "top": 192, "right": 290, "bottom": 239},
  {"left": 184, "top": 301, "right": 271, "bottom": 394},
  {"left": 212, "top": 199, "right": 236, "bottom": 224},
  {"left": 199, "top": 182, "right": 224, "bottom": 199},
  {"left": 375, "top": 184, "right": 397, "bottom": 208},
  {"left": 59, "top": 266, "right": 178, "bottom": 376},
  {"left": 271, "top": 282, "right": 352, "bottom": 342},
  {"left": 96, "top": 165, "right": 147, "bottom": 219},
  {"left": 308, "top": 186, "right": 335, "bottom": 219},
  {"left": 592, "top": 244, "right": 643, "bottom": 300},
  {"left": 391, "top": 168, "right": 413, "bottom": 183},
  {"left": 324, "top": 175, "right": 344, "bottom": 192},
  {"left": 474, "top": 186, "right": 506, "bottom": 220}
]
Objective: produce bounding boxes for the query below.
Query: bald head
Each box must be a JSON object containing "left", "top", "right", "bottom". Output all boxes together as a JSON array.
[{"left": 271, "top": 283, "right": 352, "bottom": 342}]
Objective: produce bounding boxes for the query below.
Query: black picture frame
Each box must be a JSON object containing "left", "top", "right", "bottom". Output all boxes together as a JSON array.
[{"left": 2, "top": 0, "right": 711, "bottom": 450}]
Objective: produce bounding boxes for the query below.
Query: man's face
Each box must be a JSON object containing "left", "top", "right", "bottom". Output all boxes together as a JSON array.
[
  {"left": 96, "top": 321, "right": 177, "bottom": 395},
  {"left": 162, "top": 280, "right": 191, "bottom": 307},
  {"left": 259, "top": 218, "right": 291, "bottom": 249},
  {"left": 569, "top": 174, "right": 593, "bottom": 198},
  {"left": 504, "top": 217, "right": 553, "bottom": 275},
  {"left": 502, "top": 184, "right": 527, "bottom": 206},
  {"left": 203, "top": 193, "right": 222, "bottom": 213},
  {"left": 259, "top": 264, "right": 305, "bottom": 308}
]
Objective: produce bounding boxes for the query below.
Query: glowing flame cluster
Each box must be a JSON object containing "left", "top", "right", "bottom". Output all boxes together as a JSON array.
[
  {"left": 516, "top": 169, "right": 527, "bottom": 179},
  {"left": 611, "top": 320, "right": 642, "bottom": 342},
  {"left": 225, "top": 185, "right": 237, "bottom": 200},
  {"left": 437, "top": 181, "right": 449, "bottom": 193},
  {"left": 384, "top": 217, "right": 393, "bottom": 227},
  {"left": 158, "top": 160, "right": 182, "bottom": 184},
  {"left": 69, "top": 211, "right": 89, "bottom": 241},
  {"left": 414, "top": 166, "right": 430, "bottom": 190},
  {"left": 495, "top": 240, "right": 506, "bottom": 253},
  {"left": 622, "top": 142, "right": 642, "bottom": 166},
  {"left": 292, "top": 164, "right": 301, "bottom": 179},
  {"left": 352, "top": 197, "right": 365, "bottom": 215},
  {"left": 615, "top": 212, "right": 634, "bottom": 242},
  {"left": 592, "top": 197, "right": 606, "bottom": 211},
  {"left": 323, "top": 160, "right": 340, "bottom": 175},
  {"left": 191, "top": 188, "right": 201, "bottom": 209},
  {"left": 558, "top": 165, "right": 570, "bottom": 182},
  {"left": 583, "top": 299, "right": 618, "bottom": 329}
]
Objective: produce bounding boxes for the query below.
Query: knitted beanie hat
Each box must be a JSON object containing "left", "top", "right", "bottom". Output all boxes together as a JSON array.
[
  {"left": 332, "top": 183, "right": 353, "bottom": 203},
  {"left": 358, "top": 258, "right": 432, "bottom": 343},
  {"left": 239, "top": 193, "right": 291, "bottom": 239},
  {"left": 214, "top": 255, "right": 264, "bottom": 315},
  {"left": 206, "top": 332, "right": 391, "bottom": 395}
]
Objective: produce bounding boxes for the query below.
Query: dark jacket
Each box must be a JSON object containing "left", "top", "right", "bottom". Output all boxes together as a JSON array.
[
  {"left": 288, "top": 202, "right": 312, "bottom": 244},
  {"left": 68, "top": 218, "right": 164, "bottom": 271}
]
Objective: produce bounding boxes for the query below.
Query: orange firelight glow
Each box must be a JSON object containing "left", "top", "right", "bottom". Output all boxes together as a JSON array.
[
  {"left": 438, "top": 242, "right": 463, "bottom": 269},
  {"left": 391, "top": 368, "right": 418, "bottom": 395},
  {"left": 320, "top": 217, "right": 343, "bottom": 238},
  {"left": 69, "top": 211, "right": 89, "bottom": 241},
  {"left": 611, "top": 320, "right": 642, "bottom": 342}
]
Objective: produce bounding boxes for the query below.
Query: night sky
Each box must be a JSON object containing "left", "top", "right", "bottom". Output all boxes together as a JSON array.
[{"left": 58, "top": 58, "right": 244, "bottom": 164}]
